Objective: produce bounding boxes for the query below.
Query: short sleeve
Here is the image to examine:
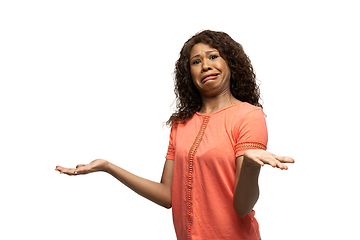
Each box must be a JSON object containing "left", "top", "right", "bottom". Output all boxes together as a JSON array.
[
  {"left": 165, "top": 124, "right": 177, "bottom": 160},
  {"left": 235, "top": 108, "right": 268, "bottom": 157}
]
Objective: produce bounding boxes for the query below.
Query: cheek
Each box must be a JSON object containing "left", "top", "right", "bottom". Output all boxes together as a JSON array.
[
  {"left": 222, "top": 63, "right": 231, "bottom": 80},
  {"left": 226, "top": 66, "right": 231, "bottom": 79},
  {"left": 190, "top": 67, "right": 199, "bottom": 82}
]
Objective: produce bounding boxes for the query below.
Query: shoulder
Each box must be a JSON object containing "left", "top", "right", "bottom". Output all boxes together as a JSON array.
[{"left": 230, "top": 102, "right": 265, "bottom": 119}]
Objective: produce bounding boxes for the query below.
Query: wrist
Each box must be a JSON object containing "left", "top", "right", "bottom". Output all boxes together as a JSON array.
[{"left": 104, "top": 161, "right": 111, "bottom": 174}]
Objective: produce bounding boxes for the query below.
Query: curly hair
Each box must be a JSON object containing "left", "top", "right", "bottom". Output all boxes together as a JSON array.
[{"left": 166, "top": 30, "right": 262, "bottom": 126}]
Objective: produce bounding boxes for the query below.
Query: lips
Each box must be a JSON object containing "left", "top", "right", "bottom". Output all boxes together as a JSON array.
[{"left": 201, "top": 73, "right": 220, "bottom": 83}]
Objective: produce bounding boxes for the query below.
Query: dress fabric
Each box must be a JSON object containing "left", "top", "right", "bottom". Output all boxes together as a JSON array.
[{"left": 165, "top": 103, "right": 268, "bottom": 240}]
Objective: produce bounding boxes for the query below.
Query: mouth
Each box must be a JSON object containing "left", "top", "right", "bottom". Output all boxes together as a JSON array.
[{"left": 201, "top": 73, "right": 220, "bottom": 83}]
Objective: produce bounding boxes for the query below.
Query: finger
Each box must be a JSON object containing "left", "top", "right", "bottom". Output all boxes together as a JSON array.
[
  {"left": 56, "top": 166, "right": 71, "bottom": 173},
  {"left": 76, "top": 164, "right": 86, "bottom": 168},
  {"left": 74, "top": 167, "right": 84, "bottom": 174},
  {"left": 257, "top": 155, "right": 292, "bottom": 170},
  {"left": 251, "top": 157, "right": 265, "bottom": 167},
  {"left": 276, "top": 161, "right": 288, "bottom": 170},
  {"left": 275, "top": 156, "right": 295, "bottom": 163},
  {"left": 55, "top": 165, "right": 63, "bottom": 172},
  {"left": 74, "top": 166, "right": 91, "bottom": 175},
  {"left": 269, "top": 160, "right": 278, "bottom": 168},
  {"left": 262, "top": 157, "right": 287, "bottom": 170},
  {"left": 59, "top": 167, "right": 77, "bottom": 175},
  {"left": 262, "top": 156, "right": 278, "bottom": 168}
]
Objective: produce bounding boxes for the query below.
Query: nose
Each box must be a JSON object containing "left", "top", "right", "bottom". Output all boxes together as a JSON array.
[{"left": 201, "top": 59, "right": 212, "bottom": 72}]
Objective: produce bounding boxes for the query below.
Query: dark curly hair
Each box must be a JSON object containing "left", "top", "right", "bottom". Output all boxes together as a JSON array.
[{"left": 166, "top": 30, "right": 262, "bottom": 126}]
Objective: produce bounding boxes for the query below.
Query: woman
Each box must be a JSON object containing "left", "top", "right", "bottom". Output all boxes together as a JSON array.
[{"left": 56, "top": 30, "right": 294, "bottom": 240}]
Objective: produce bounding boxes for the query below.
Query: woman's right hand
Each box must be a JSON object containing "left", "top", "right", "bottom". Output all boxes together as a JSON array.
[{"left": 55, "top": 159, "right": 109, "bottom": 175}]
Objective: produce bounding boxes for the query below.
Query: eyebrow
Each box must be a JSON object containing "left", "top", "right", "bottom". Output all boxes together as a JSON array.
[{"left": 190, "top": 50, "right": 218, "bottom": 60}]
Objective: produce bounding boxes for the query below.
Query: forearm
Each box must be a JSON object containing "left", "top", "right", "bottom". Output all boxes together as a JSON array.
[
  {"left": 233, "top": 156, "right": 261, "bottom": 217},
  {"left": 106, "top": 162, "right": 172, "bottom": 209}
]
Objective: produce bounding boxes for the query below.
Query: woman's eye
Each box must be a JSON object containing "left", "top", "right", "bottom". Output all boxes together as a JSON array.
[
  {"left": 210, "top": 55, "right": 218, "bottom": 60},
  {"left": 192, "top": 60, "right": 200, "bottom": 65}
]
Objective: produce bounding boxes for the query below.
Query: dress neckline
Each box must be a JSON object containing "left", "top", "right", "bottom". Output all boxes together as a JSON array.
[{"left": 195, "top": 102, "right": 245, "bottom": 116}]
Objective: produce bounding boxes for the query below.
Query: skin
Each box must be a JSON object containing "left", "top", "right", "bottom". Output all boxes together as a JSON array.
[
  {"left": 56, "top": 43, "right": 295, "bottom": 218},
  {"left": 56, "top": 159, "right": 174, "bottom": 209},
  {"left": 189, "top": 43, "right": 241, "bottom": 113}
]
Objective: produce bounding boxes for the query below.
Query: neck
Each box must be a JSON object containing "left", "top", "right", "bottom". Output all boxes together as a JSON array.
[{"left": 199, "top": 91, "right": 241, "bottom": 114}]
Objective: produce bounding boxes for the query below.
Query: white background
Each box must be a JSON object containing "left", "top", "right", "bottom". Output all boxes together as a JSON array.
[{"left": 1, "top": 0, "right": 359, "bottom": 239}]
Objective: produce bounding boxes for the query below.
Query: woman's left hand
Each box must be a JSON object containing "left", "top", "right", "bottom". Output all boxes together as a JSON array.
[{"left": 243, "top": 149, "right": 295, "bottom": 170}]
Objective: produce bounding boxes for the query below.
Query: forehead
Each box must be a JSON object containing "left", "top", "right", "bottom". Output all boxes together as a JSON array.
[{"left": 190, "top": 43, "right": 218, "bottom": 56}]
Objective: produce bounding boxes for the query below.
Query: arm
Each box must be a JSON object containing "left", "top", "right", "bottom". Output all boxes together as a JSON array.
[
  {"left": 233, "top": 155, "right": 261, "bottom": 217},
  {"left": 56, "top": 159, "right": 174, "bottom": 209},
  {"left": 233, "top": 149, "right": 294, "bottom": 217}
]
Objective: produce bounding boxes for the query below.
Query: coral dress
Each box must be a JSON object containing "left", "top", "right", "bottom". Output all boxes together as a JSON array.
[{"left": 165, "top": 103, "right": 268, "bottom": 240}]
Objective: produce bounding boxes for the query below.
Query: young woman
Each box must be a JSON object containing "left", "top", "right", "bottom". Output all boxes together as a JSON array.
[{"left": 56, "top": 30, "right": 294, "bottom": 240}]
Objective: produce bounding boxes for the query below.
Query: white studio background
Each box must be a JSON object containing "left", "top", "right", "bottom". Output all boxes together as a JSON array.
[{"left": 0, "top": 1, "right": 359, "bottom": 239}]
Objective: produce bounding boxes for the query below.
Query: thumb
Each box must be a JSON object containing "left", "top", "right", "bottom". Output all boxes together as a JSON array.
[
  {"left": 74, "top": 166, "right": 89, "bottom": 175},
  {"left": 76, "top": 164, "right": 87, "bottom": 168},
  {"left": 275, "top": 156, "right": 295, "bottom": 163}
]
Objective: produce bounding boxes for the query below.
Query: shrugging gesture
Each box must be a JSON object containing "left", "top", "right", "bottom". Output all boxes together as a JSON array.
[
  {"left": 56, "top": 159, "right": 108, "bottom": 175},
  {"left": 56, "top": 159, "right": 174, "bottom": 209},
  {"left": 56, "top": 30, "right": 295, "bottom": 239},
  {"left": 244, "top": 149, "right": 295, "bottom": 170}
]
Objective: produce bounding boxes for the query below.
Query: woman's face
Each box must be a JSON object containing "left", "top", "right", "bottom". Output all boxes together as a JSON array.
[{"left": 189, "top": 43, "right": 231, "bottom": 98}]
